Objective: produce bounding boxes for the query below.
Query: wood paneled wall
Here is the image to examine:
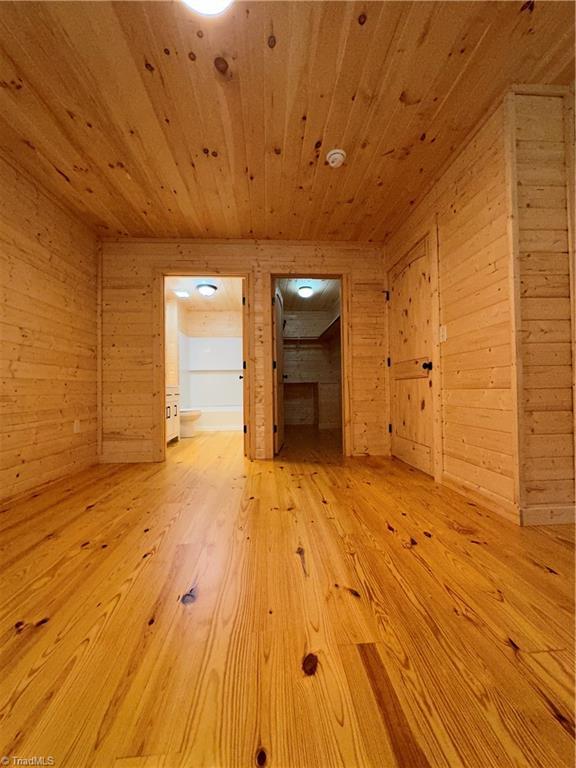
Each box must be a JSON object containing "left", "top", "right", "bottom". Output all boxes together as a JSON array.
[
  {"left": 509, "top": 88, "right": 575, "bottom": 524},
  {"left": 387, "top": 87, "right": 575, "bottom": 524},
  {"left": 100, "top": 242, "right": 387, "bottom": 461},
  {"left": 284, "top": 336, "right": 342, "bottom": 430},
  {"left": 164, "top": 293, "right": 179, "bottom": 388},
  {"left": 387, "top": 104, "right": 518, "bottom": 520},
  {"left": 284, "top": 310, "right": 338, "bottom": 339},
  {"left": 0, "top": 156, "right": 98, "bottom": 502},
  {"left": 180, "top": 310, "right": 242, "bottom": 338}
]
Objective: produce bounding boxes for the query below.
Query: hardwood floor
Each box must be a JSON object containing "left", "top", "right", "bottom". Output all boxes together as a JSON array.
[{"left": 0, "top": 430, "right": 574, "bottom": 768}]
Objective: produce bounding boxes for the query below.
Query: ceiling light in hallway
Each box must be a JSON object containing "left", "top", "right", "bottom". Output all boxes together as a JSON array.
[{"left": 298, "top": 286, "right": 314, "bottom": 298}]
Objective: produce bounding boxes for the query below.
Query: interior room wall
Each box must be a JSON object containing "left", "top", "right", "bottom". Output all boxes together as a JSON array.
[
  {"left": 283, "top": 317, "right": 342, "bottom": 430},
  {"left": 387, "top": 102, "right": 518, "bottom": 519},
  {"left": 0, "top": 156, "right": 99, "bottom": 502},
  {"left": 164, "top": 293, "right": 179, "bottom": 389},
  {"left": 100, "top": 243, "right": 388, "bottom": 461},
  {"left": 509, "top": 88, "right": 575, "bottom": 524},
  {"left": 386, "top": 85, "right": 575, "bottom": 524}
]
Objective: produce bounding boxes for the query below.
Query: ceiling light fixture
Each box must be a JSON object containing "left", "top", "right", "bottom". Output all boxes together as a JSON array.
[
  {"left": 197, "top": 283, "right": 218, "bottom": 297},
  {"left": 174, "top": 290, "right": 190, "bottom": 298},
  {"left": 298, "top": 286, "right": 314, "bottom": 299},
  {"left": 181, "top": 0, "right": 234, "bottom": 16}
]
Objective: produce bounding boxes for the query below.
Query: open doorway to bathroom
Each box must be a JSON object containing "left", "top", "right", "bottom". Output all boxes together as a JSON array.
[
  {"left": 272, "top": 277, "right": 343, "bottom": 457},
  {"left": 164, "top": 276, "right": 248, "bottom": 454}
]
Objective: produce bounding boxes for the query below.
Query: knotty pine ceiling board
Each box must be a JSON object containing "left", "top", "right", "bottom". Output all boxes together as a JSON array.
[{"left": 0, "top": 1, "right": 573, "bottom": 241}]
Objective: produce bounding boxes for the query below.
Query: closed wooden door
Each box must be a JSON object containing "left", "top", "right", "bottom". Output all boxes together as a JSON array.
[
  {"left": 273, "top": 287, "right": 285, "bottom": 454},
  {"left": 389, "top": 238, "right": 434, "bottom": 475}
]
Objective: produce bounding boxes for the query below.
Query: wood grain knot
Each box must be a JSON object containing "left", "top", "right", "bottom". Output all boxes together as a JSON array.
[
  {"left": 181, "top": 586, "right": 198, "bottom": 604},
  {"left": 255, "top": 747, "right": 267, "bottom": 766},
  {"left": 302, "top": 652, "right": 318, "bottom": 676},
  {"left": 214, "top": 56, "right": 229, "bottom": 74}
]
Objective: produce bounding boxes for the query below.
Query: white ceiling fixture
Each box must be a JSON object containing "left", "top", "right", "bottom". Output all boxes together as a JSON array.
[
  {"left": 181, "top": 0, "right": 234, "bottom": 16},
  {"left": 174, "top": 290, "right": 190, "bottom": 298},
  {"left": 197, "top": 283, "right": 218, "bottom": 297},
  {"left": 298, "top": 286, "right": 314, "bottom": 299},
  {"left": 326, "top": 148, "right": 346, "bottom": 168}
]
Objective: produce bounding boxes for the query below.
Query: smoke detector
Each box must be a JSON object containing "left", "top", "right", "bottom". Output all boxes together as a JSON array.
[{"left": 326, "top": 148, "right": 346, "bottom": 168}]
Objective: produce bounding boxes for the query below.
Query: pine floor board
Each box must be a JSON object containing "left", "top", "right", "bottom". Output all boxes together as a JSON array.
[{"left": 0, "top": 428, "right": 573, "bottom": 767}]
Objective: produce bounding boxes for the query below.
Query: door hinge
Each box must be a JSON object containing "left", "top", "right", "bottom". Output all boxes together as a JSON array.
[
  {"left": 243, "top": 360, "right": 247, "bottom": 369},
  {"left": 273, "top": 424, "right": 278, "bottom": 433},
  {"left": 243, "top": 424, "right": 247, "bottom": 434},
  {"left": 387, "top": 357, "right": 391, "bottom": 367},
  {"left": 272, "top": 360, "right": 277, "bottom": 370},
  {"left": 242, "top": 296, "right": 246, "bottom": 306},
  {"left": 384, "top": 290, "right": 390, "bottom": 301},
  {"left": 388, "top": 423, "right": 393, "bottom": 434}
]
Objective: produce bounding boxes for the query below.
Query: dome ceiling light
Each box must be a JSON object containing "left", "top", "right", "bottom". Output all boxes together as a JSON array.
[
  {"left": 182, "top": 0, "right": 234, "bottom": 16},
  {"left": 197, "top": 283, "right": 218, "bottom": 297},
  {"left": 298, "top": 286, "right": 314, "bottom": 299}
]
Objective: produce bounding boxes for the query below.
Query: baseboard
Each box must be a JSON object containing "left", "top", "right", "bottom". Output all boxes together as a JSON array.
[
  {"left": 521, "top": 504, "right": 576, "bottom": 526},
  {"left": 185, "top": 426, "right": 243, "bottom": 433},
  {"left": 441, "top": 472, "right": 521, "bottom": 524}
]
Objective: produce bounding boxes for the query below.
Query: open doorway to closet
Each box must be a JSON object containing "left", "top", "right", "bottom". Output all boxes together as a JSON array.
[
  {"left": 164, "top": 276, "right": 249, "bottom": 455},
  {"left": 272, "top": 277, "right": 343, "bottom": 456}
]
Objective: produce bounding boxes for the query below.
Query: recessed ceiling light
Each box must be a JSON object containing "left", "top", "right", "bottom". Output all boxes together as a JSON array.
[
  {"left": 197, "top": 283, "right": 218, "bottom": 297},
  {"left": 298, "top": 286, "right": 314, "bottom": 298},
  {"left": 181, "top": 0, "right": 234, "bottom": 16},
  {"left": 174, "top": 290, "right": 190, "bottom": 298}
]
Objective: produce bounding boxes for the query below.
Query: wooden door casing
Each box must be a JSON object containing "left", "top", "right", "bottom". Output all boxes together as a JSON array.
[
  {"left": 242, "top": 278, "right": 249, "bottom": 457},
  {"left": 389, "top": 237, "right": 434, "bottom": 475},
  {"left": 273, "top": 286, "right": 285, "bottom": 454}
]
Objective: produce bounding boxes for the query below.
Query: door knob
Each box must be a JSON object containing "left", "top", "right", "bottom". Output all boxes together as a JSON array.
[
  {"left": 422, "top": 361, "right": 433, "bottom": 370},
  {"left": 239, "top": 375, "right": 244, "bottom": 380}
]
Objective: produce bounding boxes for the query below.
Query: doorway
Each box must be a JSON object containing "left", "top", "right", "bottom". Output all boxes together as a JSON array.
[
  {"left": 272, "top": 277, "right": 344, "bottom": 456},
  {"left": 163, "top": 276, "right": 249, "bottom": 455}
]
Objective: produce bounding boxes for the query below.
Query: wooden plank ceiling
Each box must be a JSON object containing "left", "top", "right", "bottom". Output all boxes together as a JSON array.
[{"left": 0, "top": 1, "right": 573, "bottom": 241}]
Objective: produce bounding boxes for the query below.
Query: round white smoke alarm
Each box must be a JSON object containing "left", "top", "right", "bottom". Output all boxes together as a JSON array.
[{"left": 326, "top": 148, "right": 346, "bottom": 168}]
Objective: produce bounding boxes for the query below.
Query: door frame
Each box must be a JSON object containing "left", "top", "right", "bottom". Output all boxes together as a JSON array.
[
  {"left": 272, "top": 283, "right": 285, "bottom": 454},
  {"left": 154, "top": 270, "right": 254, "bottom": 461},
  {"left": 270, "top": 273, "right": 351, "bottom": 457},
  {"left": 386, "top": 229, "right": 443, "bottom": 481}
]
